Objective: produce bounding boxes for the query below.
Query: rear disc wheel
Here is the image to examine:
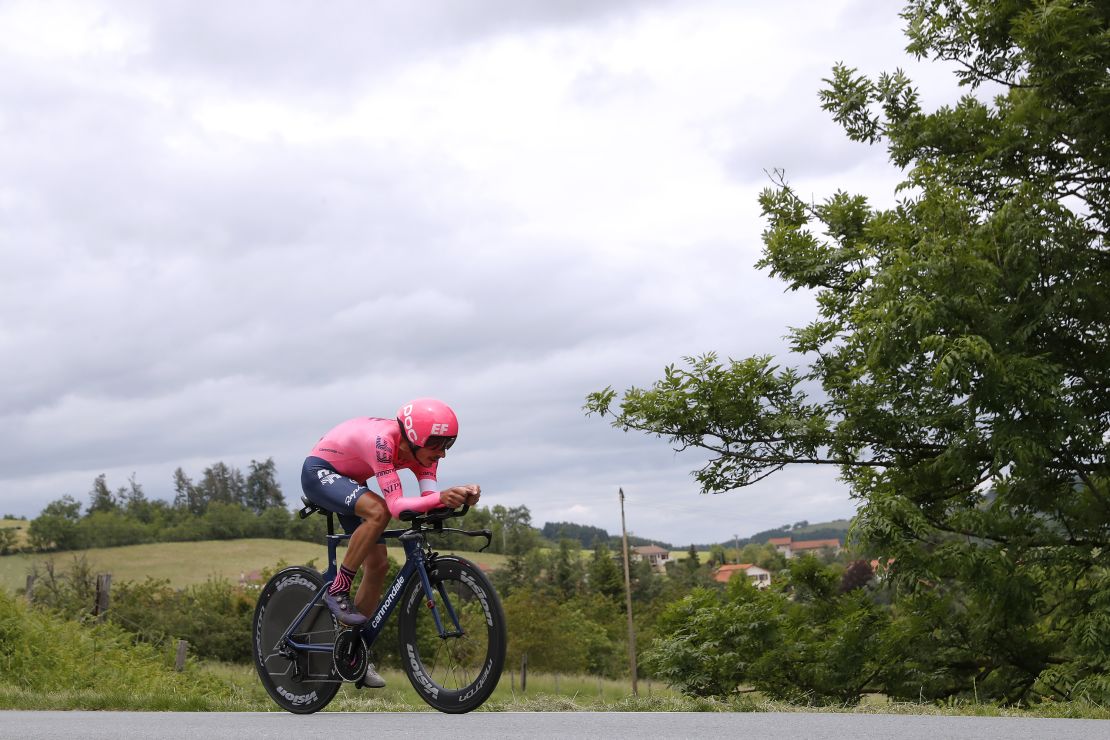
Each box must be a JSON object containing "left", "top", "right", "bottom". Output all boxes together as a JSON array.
[{"left": 252, "top": 567, "right": 341, "bottom": 714}]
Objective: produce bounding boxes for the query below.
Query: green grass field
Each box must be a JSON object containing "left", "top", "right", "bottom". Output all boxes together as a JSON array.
[{"left": 0, "top": 538, "right": 507, "bottom": 592}]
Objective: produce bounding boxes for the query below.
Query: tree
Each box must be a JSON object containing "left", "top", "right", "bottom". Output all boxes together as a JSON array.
[
  {"left": 587, "top": 0, "right": 1109, "bottom": 703},
  {"left": 549, "top": 538, "right": 583, "bottom": 599},
  {"left": 172, "top": 467, "right": 204, "bottom": 516},
  {"left": 646, "top": 560, "right": 889, "bottom": 704},
  {"left": 542, "top": 521, "right": 610, "bottom": 548},
  {"left": 86, "top": 474, "right": 117, "bottom": 514},
  {"left": 676, "top": 544, "right": 710, "bottom": 588},
  {"left": 685, "top": 544, "right": 700, "bottom": 568},
  {"left": 28, "top": 496, "right": 84, "bottom": 551},
  {"left": 244, "top": 458, "right": 285, "bottom": 513},
  {"left": 491, "top": 505, "right": 540, "bottom": 555},
  {"left": 196, "top": 462, "right": 246, "bottom": 508},
  {"left": 587, "top": 543, "right": 624, "bottom": 604},
  {"left": 118, "top": 473, "right": 153, "bottom": 523},
  {"left": 501, "top": 588, "right": 611, "bottom": 675},
  {"left": 492, "top": 549, "right": 544, "bottom": 598},
  {"left": 739, "top": 543, "right": 785, "bottom": 572}
]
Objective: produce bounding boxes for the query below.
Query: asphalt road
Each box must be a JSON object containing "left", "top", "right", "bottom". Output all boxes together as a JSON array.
[{"left": 1, "top": 711, "right": 1105, "bottom": 739}]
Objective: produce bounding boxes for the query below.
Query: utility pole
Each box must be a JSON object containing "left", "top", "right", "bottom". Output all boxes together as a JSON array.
[
  {"left": 734, "top": 533, "right": 740, "bottom": 563},
  {"left": 619, "top": 488, "right": 638, "bottom": 696}
]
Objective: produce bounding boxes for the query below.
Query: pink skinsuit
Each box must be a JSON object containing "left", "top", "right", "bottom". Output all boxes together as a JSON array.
[{"left": 309, "top": 417, "right": 444, "bottom": 518}]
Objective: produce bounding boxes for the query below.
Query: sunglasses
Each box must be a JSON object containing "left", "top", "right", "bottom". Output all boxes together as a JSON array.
[{"left": 422, "top": 436, "right": 456, "bottom": 451}]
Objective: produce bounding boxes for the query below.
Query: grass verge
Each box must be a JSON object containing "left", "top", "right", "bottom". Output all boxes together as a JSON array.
[
  {"left": 199, "top": 663, "right": 1110, "bottom": 718},
  {"left": 3, "top": 588, "right": 1106, "bottom": 717}
]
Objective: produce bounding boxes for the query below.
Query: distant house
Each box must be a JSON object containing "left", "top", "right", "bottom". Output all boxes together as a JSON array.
[
  {"left": 632, "top": 545, "right": 671, "bottom": 571},
  {"left": 766, "top": 536, "right": 841, "bottom": 559},
  {"left": 714, "top": 563, "right": 772, "bottom": 588},
  {"left": 768, "top": 536, "right": 793, "bottom": 558}
]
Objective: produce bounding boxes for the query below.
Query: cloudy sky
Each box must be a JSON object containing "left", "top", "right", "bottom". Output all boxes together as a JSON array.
[{"left": 0, "top": 0, "right": 965, "bottom": 545}]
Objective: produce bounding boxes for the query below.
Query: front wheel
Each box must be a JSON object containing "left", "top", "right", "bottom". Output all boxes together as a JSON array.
[
  {"left": 252, "top": 566, "right": 341, "bottom": 714},
  {"left": 397, "top": 556, "right": 506, "bottom": 713}
]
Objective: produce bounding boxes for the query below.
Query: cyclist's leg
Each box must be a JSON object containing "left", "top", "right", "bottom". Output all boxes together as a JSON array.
[
  {"left": 354, "top": 541, "right": 390, "bottom": 617},
  {"left": 343, "top": 492, "right": 390, "bottom": 584},
  {"left": 353, "top": 535, "right": 391, "bottom": 689},
  {"left": 301, "top": 457, "right": 382, "bottom": 624}
]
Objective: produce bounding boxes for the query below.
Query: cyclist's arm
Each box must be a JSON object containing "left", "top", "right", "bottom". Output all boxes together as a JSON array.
[{"left": 374, "top": 468, "right": 445, "bottom": 518}]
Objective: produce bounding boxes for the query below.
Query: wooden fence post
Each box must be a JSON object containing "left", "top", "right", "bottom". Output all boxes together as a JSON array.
[
  {"left": 25, "top": 574, "right": 35, "bottom": 604},
  {"left": 175, "top": 640, "right": 189, "bottom": 672},
  {"left": 94, "top": 573, "right": 112, "bottom": 622},
  {"left": 521, "top": 652, "right": 528, "bottom": 693}
]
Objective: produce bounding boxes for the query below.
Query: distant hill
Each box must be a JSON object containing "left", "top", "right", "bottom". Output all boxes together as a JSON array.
[
  {"left": 541, "top": 521, "right": 673, "bottom": 551},
  {"left": 540, "top": 517, "right": 847, "bottom": 553},
  {"left": 686, "top": 519, "right": 852, "bottom": 551}
]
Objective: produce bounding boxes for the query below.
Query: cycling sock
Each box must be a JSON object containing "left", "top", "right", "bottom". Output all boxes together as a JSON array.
[{"left": 329, "top": 565, "right": 357, "bottom": 596}]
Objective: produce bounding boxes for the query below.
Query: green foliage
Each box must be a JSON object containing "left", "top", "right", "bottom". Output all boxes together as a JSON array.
[
  {"left": 0, "top": 528, "right": 18, "bottom": 556},
  {"left": 87, "top": 474, "right": 118, "bottom": 515},
  {"left": 24, "top": 556, "right": 99, "bottom": 619},
  {"left": 589, "top": 0, "right": 1110, "bottom": 704},
  {"left": 25, "top": 555, "right": 270, "bottom": 664},
  {"left": 0, "top": 589, "right": 227, "bottom": 706},
  {"left": 108, "top": 577, "right": 255, "bottom": 663},
  {"left": 26, "top": 465, "right": 298, "bottom": 554},
  {"left": 79, "top": 511, "right": 155, "bottom": 548},
  {"left": 244, "top": 458, "right": 286, "bottom": 513},
  {"left": 587, "top": 544, "right": 624, "bottom": 604},
  {"left": 736, "top": 543, "right": 787, "bottom": 572},
  {"left": 491, "top": 504, "right": 544, "bottom": 555},
  {"left": 646, "top": 559, "right": 888, "bottom": 704},
  {"left": 543, "top": 521, "right": 611, "bottom": 548},
  {"left": 27, "top": 496, "right": 84, "bottom": 551},
  {"left": 502, "top": 588, "right": 620, "bottom": 676}
]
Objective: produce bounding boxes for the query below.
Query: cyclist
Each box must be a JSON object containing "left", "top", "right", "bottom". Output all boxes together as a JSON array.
[{"left": 301, "top": 398, "right": 480, "bottom": 688}]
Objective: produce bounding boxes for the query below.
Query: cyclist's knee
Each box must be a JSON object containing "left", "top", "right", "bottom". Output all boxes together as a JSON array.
[{"left": 355, "top": 495, "right": 390, "bottom": 529}]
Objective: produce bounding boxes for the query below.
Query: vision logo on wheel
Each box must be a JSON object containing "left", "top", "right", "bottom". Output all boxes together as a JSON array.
[{"left": 406, "top": 644, "right": 440, "bottom": 699}]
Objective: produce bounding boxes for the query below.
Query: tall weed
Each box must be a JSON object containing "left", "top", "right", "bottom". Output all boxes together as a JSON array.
[{"left": 0, "top": 589, "right": 230, "bottom": 708}]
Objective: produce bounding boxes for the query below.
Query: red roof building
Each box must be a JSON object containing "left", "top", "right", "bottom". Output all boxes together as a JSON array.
[
  {"left": 713, "top": 563, "right": 772, "bottom": 588},
  {"left": 767, "top": 536, "right": 842, "bottom": 559}
]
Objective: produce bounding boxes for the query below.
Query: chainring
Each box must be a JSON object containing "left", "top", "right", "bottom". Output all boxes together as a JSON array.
[{"left": 332, "top": 629, "right": 369, "bottom": 683}]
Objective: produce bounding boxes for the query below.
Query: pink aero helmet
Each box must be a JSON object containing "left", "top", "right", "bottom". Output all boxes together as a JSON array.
[{"left": 397, "top": 398, "right": 458, "bottom": 450}]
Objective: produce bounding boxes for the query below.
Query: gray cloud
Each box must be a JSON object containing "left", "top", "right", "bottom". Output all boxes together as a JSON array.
[
  {"left": 0, "top": 0, "right": 922, "bottom": 543},
  {"left": 110, "top": 0, "right": 677, "bottom": 94}
]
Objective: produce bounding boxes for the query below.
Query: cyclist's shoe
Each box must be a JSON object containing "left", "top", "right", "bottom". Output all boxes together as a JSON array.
[
  {"left": 356, "top": 664, "right": 386, "bottom": 689},
  {"left": 324, "top": 589, "right": 368, "bottom": 627}
]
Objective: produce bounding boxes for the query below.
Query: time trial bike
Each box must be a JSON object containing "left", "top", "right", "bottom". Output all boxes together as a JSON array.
[{"left": 251, "top": 497, "right": 506, "bottom": 714}]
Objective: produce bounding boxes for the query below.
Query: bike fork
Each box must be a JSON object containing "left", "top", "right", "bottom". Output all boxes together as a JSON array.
[{"left": 410, "top": 550, "right": 464, "bottom": 639}]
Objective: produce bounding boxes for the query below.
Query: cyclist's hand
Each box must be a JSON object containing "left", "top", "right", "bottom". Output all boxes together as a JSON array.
[
  {"left": 439, "top": 487, "right": 467, "bottom": 508},
  {"left": 440, "top": 485, "right": 481, "bottom": 508}
]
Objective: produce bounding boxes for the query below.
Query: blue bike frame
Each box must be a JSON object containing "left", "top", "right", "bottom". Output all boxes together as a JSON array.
[{"left": 278, "top": 527, "right": 462, "bottom": 654}]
